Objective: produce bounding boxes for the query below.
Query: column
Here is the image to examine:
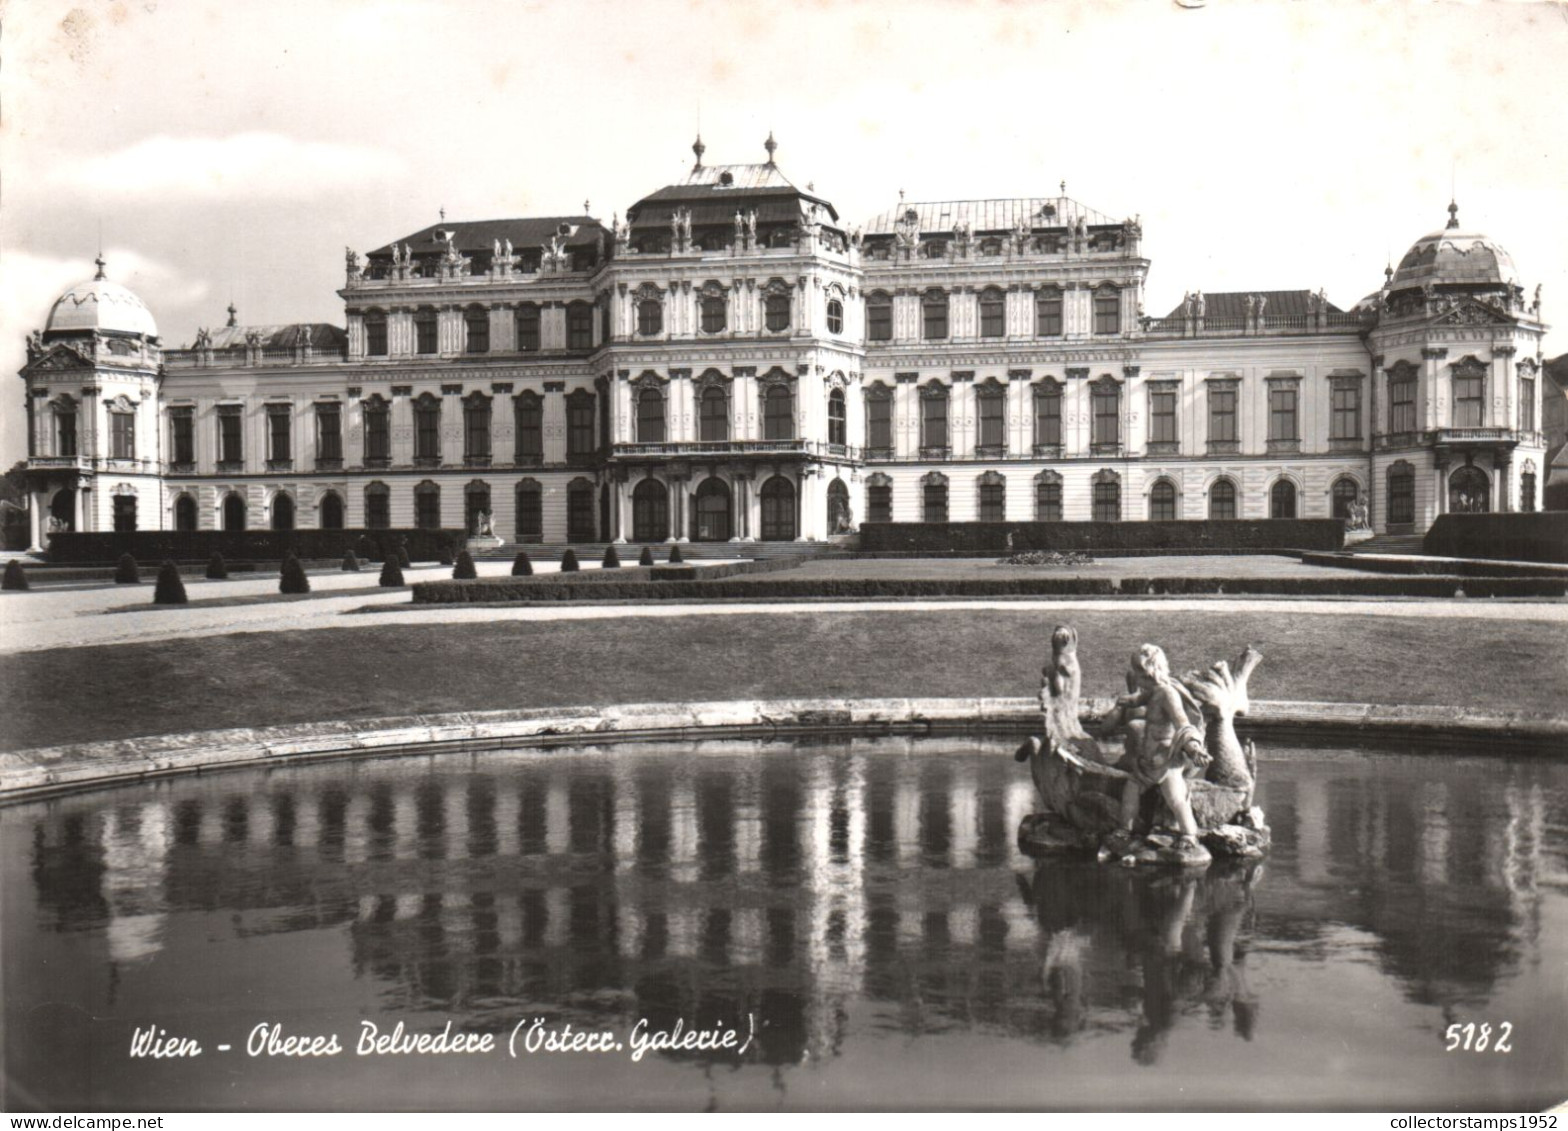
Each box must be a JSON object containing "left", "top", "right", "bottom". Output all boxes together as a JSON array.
[
  {"left": 1495, "top": 450, "right": 1512, "bottom": 512},
  {"left": 613, "top": 477, "right": 628, "bottom": 543},
  {"left": 28, "top": 487, "right": 44, "bottom": 551},
  {"left": 731, "top": 472, "right": 748, "bottom": 542}
]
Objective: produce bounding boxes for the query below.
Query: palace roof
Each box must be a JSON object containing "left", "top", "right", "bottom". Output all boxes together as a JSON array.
[
  {"left": 861, "top": 196, "right": 1120, "bottom": 236},
  {"left": 1157, "top": 290, "right": 1345, "bottom": 320},
  {"left": 368, "top": 216, "right": 607, "bottom": 257}
]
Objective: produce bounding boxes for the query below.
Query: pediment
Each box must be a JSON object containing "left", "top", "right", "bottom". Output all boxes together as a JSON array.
[
  {"left": 25, "top": 344, "right": 95, "bottom": 372},
  {"left": 1431, "top": 300, "right": 1509, "bottom": 328}
]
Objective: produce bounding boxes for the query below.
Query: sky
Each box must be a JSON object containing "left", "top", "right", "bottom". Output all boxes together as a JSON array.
[{"left": 3, "top": 0, "right": 1566, "bottom": 469}]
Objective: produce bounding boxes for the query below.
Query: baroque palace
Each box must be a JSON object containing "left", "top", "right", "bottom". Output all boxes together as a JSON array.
[{"left": 17, "top": 137, "right": 1551, "bottom": 549}]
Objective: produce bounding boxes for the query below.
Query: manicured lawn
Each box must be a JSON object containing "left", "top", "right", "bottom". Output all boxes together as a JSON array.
[{"left": 0, "top": 608, "right": 1559, "bottom": 751}]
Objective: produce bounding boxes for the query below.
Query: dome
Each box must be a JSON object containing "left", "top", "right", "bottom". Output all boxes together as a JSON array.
[
  {"left": 44, "top": 259, "right": 159, "bottom": 338},
  {"left": 1387, "top": 203, "right": 1517, "bottom": 292}
]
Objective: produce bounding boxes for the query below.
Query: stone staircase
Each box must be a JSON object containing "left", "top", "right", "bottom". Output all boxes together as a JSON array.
[{"left": 1344, "top": 533, "right": 1428, "bottom": 556}]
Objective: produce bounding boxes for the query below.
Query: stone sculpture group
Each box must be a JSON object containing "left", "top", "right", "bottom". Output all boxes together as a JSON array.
[{"left": 1016, "top": 625, "right": 1271, "bottom": 867}]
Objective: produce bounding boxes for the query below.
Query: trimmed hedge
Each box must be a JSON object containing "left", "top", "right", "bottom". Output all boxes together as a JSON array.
[
  {"left": 45, "top": 528, "right": 465, "bottom": 566},
  {"left": 1424, "top": 513, "right": 1568, "bottom": 564},
  {"left": 860, "top": 519, "right": 1345, "bottom": 554},
  {"left": 1299, "top": 551, "right": 1568, "bottom": 579}
]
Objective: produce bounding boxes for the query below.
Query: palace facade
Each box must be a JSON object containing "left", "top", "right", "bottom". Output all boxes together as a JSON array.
[{"left": 17, "top": 138, "right": 1551, "bottom": 549}]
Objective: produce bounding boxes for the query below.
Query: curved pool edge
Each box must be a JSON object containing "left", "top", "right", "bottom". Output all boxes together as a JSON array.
[{"left": 3, "top": 696, "right": 1564, "bottom": 804}]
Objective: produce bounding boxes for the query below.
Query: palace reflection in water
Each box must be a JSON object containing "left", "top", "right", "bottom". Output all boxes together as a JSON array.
[{"left": 8, "top": 738, "right": 1567, "bottom": 1111}]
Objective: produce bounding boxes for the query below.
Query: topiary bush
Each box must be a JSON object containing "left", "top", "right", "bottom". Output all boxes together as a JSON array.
[
  {"left": 639, "top": 545, "right": 655, "bottom": 567},
  {"left": 602, "top": 545, "right": 621, "bottom": 569},
  {"left": 453, "top": 550, "right": 477, "bottom": 579},
  {"left": 669, "top": 543, "right": 684, "bottom": 564},
  {"left": 511, "top": 551, "right": 533, "bottom": 577},
  {"left": 279, "top": 553, "right": 311, "bottom": 594},
  {"left": 438, "top": 542, "right": 455, "bottom": 567},
  {"left": 341, "top": 550, "right": 361, "bottom": 572},
  {"left": 379, "top": 558, "right": 405, "bottom": 587},
  {"left": 153, "top": 560, "right": 188, "bottom": 605},
  {"left": 560, "top": 548, "right": 580, "bottom": 572},
  {"left": 397, "top": 542, "right": 412, "bottom": 569},
  {"left": 115, "top": 553, "right": 141, "bottom": 584},
  {"left": 205, "top": 551, "right": 229, "bottom": 580},
  {"left": 2, "top": 560, "right": 29, "bottom": 591}
]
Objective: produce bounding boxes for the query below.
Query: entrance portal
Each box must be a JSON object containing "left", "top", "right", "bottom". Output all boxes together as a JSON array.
[
  {"left": 632, "top": 479, "right": 669, "bottom": 542},
  {"left": 693, "top": 478, "right": 731, "bottom": 542},
  {"left": 760, "top": 476, "right": 796, "bottom": 541},
  {"left": 49, "top": 488, "right": 75, "bottom": 532},
  {"left": 1449, "top": 465, "right": 1490, "bottom": 513}
]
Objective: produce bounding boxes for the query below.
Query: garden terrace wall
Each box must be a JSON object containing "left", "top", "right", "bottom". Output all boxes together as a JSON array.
[
  {"left": 1423, "top": 513, "right": 1568, "bottom": 564},
  {"left": 46, "top": 529, "right": 466, "bottom": 565},
  {"left": 858, "top": 519, "right": 1345, "bottom": 554},
  {"left": 1298, "top": 551, "right": 1568, "bottom": 578}
]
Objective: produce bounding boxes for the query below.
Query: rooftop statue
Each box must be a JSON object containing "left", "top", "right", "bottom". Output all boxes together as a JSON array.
[{"left": 1016, "top": 625, "right": 1270, "bottom": 867}]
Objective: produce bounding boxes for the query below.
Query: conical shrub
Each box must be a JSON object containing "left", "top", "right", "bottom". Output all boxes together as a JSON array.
[
  {"left": 638, "top": 545, "right": 655, "bottom": 567},
  {"left": 153, "top": 560, "right": 188, "bottom": 605},
  {"left": 438, "top": 542, "right": 455, "bottom": 567},
  {"left": 279, "top": 553, "right": 310, "bottom": 594},
  {"left": 341, "top": 550, "right": 361, "bottom": 572},
  {"left": 511, "top": 551, "right": 533, "bottom": 577},
  {"left": 453, "top": 550, "right": 477, "bottom": 579},
  {"left": 379, "top": 558, "right": 405, "bottom": 587},
  {"left": 115, "top": 553, "right": 141, "bottom": 584},
  {"left": 397, "top": 542, "right": 412, "bottom": 569},
  {"left": 668, "top": 543, "right": 684, "bottom": 564},
  {"left": 205, "top": 551, "right": 229, "bottom": 580},
  {"left": 560, "top": 548, "right": 580, "bottom": 572},
  {"left": 602, "top": 545, "right": 621, "bottom": 569},
  {"left": 2, "top": 560, "right": 29, "bottom": 591}
]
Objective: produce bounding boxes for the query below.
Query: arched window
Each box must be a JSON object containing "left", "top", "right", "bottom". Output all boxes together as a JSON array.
[
  {"left": 413, "top": 306, "right": 438, "bottom": 355},
  {"left": 636, "top": 386, "right": 666, "bottom": 443},
  {"left": 513, "top": 392, "right": 543, "bottom": 462},
  {"left": 1036, "top": 287, "right": 1063, "bottom": 337},
  {"left": 1331, "top": 477, "right": 1360, "bottom": 520},
  {"left": 1449, "top": 464, "right": 1490, "bottom": 513},
  {"left": 515, "top": 303, "right": 541, "bottom": 351},
  {"left": 977, "top": 471, "right": 1006, "bottom": 522},
  {"left": 222, "top": 492, "right": 247, "bottom": 532},
  {"left": 465, "top": 304, "right": 490, "bottom": 354},
  {"left": 464, "top": 481, "right": 490, "bottom": 535},
  {"left": 977, "top": 384, "right": 1005, "bottom": 452},
  {"left": 695, "top": 477, "right": 734, "bottom": 542},
  {"left": 920, "top": 385, "right": 949, "bottom": 453},
  {"left": 763, "top": 384, "right": 794, "bottom": 441},
  {"left": 827, "top": 478, "right": 851, "bottom": 533},
  {"left": 463, "top": 393, "right": 492, "bottom": 464},
  {"left": 364, "top": 309, "right": 388, "bottom": 357},
  {"left": 1093, "top": 285, "right": 1121, "bottom": 335},
  {"left": 566, "top": 301, "right": 594, "bottom": 350},
  {"left": 700, "top": 385, "right": 730, "bottom": 442},
  {"left": 700, "top": 291, "right": 727, "bottom": 334},
  {"left": 1034, "top": 380, "right": 1063, "bottom": 450},
  {"left": 865, "top": 384, "right": 893, "bottom": 453},
  {"left": 866, "top": 473, "right": 893, "bottom": 523},
  {"left": 1035, "top": 471, "right": 1063, "bottom": 522},
  {"left": 413, "top": 394, "right": 442, "bottom": 464},
  {"left": 414, "top": 480, "right": 441, "bottom": 530},
  {"left": 514, "top": 480, "right": 542, "bottom": 541},
  {"left": 174, "top": 494, "right": 198, "bottom": 532},
  {"left": 922, "top": 289, "right": 949, "bottom": 340},
  {"left": 319, "top": 491, "right": 344, "bottom": 530},
  {"left": 760, "top": 476, "right": 795, "bottom": 541},
  {"left": 271, "top": 492, "right": 295, "bottom": 532},
  {"left": 637, "top": 297, "right": 663, "bottom": 336},
  {"left": 827, "top": 388, "right": 847, "bottom": 447},
  {"left": 979, "top": 287, "right": 1005, "bottom": 338},
  {"left": 867, "top": 291, "right": 892, "bottom": 342},
  {"left": 1092, "top": 471, "right": 1121, "bottom": 522},
  {"left": 1209, "top": 478, "right": 1238, "bottom": 520},
  {"left": 1388, "top": 461, "right": 1416, "bottom": 525},
  {"left": 826, "top": 298, "right": 844, "bottom": 335},
  {"left": 566, "top": 479, "right": 596, "bottom": 542},
  {"left": 922, "top": 473, "right": 949, "bottom": 523},
  {"left": 1270, "top": 479, "right": 1297, "bottom": 519},
  {"left": 764, "top": 290, "right": 792, "bottom": 332},
  {"left": 364, "top": 482, "right": 390, "bottom": 530},
  {"left": 1149, "top": 479, "right": 1178, "bottom": 522},
  {"left": 632, "top": 478, "right": 669, "bottom": 542}
]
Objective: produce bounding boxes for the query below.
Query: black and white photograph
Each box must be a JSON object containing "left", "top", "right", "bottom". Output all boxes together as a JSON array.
[{"left": 2, "top": 0, "right": 1566, "bottom": 1115}]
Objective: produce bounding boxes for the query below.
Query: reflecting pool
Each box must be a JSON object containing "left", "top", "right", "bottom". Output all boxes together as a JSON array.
[{"left": 4, "top": 737, "right": 1566, "bottom": 1111}]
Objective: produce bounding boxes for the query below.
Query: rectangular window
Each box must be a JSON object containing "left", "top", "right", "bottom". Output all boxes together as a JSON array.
[
  {"left": 515, "top": 488, "right": 542, "bottom": 539},
  {"left": 922, "top": 296, "right": 948, "bottom": 341},
  {"left": 567, "top": 395, "right": 596, "bottom": 457},
  {"left": 514, "top": 397, "right": 543, "bottom": 459},
  {"left": 1093, "top": 288, "right": 1120, "bottom": 335},
  {"left": 415, "top": 403, "right": 441, "bottom": 461},
  {"left": 1034, "top": 387, "right": 1062, "bottom": 447},
  {"left": 1521, "top": 377, "right": 1535, "bottom": 432},
  {"left": 922, "top": 483, "right": 948, "bottom": 523},
  {"left": 979, "top": 295, "right": 1005, "bottom": 339},
  {"left": 765, "top": 294, "right": 791, "bottom": 333},
  {"left": 56, "top": 411, "right": 78, "bottom": 458},
  {"left": 364, "top": 404, "right": 390, "bottom": 463},
  {"left": 516, "top": 306, "right": 541, "bottom": 352},
  {"left": 1331, "top": 383, "right": 1361, "bottom": 440},
  {"left": 1268, "top": 385, "right": 1299, "bottom": 441},
  {"left": 978, "top": 394, "right": 1005, "bottom": 450},
  {"left": 315, "top": 404, "right": 342, "bottom": 462},
  {"left": 218, "top": 407, "right": 243, "bottom": 465},
  {"left": 867, "top": 299, "right": 892, "bottom": 342},
  {"left": 267, "top": 406, "right": 291, "bottom": 463},
  {"left": 365, "top": 490, "right": 390, "bottom": 530},
  {"left": 1149, "top": 389, "right": 1177, "bottom": 445},
  {"left": 1035, "top": 480, "right": 1062, "bottom": 522},
  {"left": 1036, "top": 289, "right": 1063, "bottom": 337},
  {"left": 415, "top": 489, "right": 440, "bottom": 530},
  {"left": 465, "top": 400, "right": 492, "bottom": 461},
  {"left": 109, "top": 413, "right": 135, "bottom": 460},
  {"left": 567, "top": 304, "right": 593, "bottom": 350},
  {"left": 1208, "top": 386, "right": 1237, "bottom": 444},
  {"left": 1454, "top": 372, "right": 1484, "bottom": 428},
  {"left": 978, "top": 483, "right": 1005, "bottom": 522},
  {"left": 1092, "top": 481, "right": 1120, "bottom": 522},
  {"left": 1390, "top": 378, "right": 1416, "bottom": 435},
  {"left": 866, "top": 396, "right": 892, "bottom": 451},
  {"left": 866, "top": 484, "right": 892, "bottom": 523},
  {"left": 169, "top": 410, "right": 192, "bottom": 465},
  {"left": 921, "top": 394, "right": 948, "bottom": 450},
  {"left": 1092, "top": 385, "right": 1120, "bottom": 448}
]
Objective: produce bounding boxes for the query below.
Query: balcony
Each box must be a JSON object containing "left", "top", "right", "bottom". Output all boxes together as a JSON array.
[
  {"left": 613, "top": 439, "right": 809, "bottom": 458},
  {"left": 864, "top": 446, "right": 895, "bottom": 462},
  {"left": 1429, "top": 427, "right": 1518, "bottom": 445},
  {"left": 26, "top": 456, "right": 91, "bottom": 472},
  {"left": 918, "top": 446, "right": 952, "bottom": 460}
]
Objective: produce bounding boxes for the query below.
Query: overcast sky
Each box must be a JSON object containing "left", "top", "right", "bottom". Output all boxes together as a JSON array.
[{"left": 4, "top": 0, "right": 1566, "bottom": 468}]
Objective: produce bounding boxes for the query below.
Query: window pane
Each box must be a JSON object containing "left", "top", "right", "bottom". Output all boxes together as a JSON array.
[
  {"left": 1209, "top": 389, "right": 1237, "bottom": 442},
  {"left": 766, "top": 294, "right": 791, "bottom": 332},
  {"left": 465, "top": 401, "right": 491, "bottom": 458},
  {"left": 980, "top": 291, "right": 1004, "bottom": 338},
  {"left": 516, "top": 305, "right": 541, "bottom": 351},
  {"left": 515, "top": 396, "right": 543, "bottom": 457},
  {"left": 465, "top": 307, "right": 489, "bottom": 354},
  {"left": 1036, "top": 289, "right": 1063, "bottom": 337},
  {"left": 1094, "top": 288, "right": 1120, "bottom": 335},
  {"left": 1035, "top": 480, "right": 1062, "bottom": 522},
  {"left": 978, "top": 395, "right": 1004, "bottom": 447},
  {"left": 1035, "top": 389, "right": 1061, "bottom": 446},
  {"left": 764, "top": 387, "right": 794, "bottom": 440},
  {"left": 1092, "top": 481, "right": 1120, "bottom": 521},
  {"left": 867, "top": 296, "right": 892, "bottom": 342},
  {"left": 921, "top": 394, "right": 948, "bottom": 449},
  {"left": 1269, "top": 387, "right": 1299, "bottom": 440},
  {"left": 316, "top": 406, "right": 342, "bottom": 460},
  {"left": 923, "top": 483, "right": 948, "bottom": 523},
  {"left": 1092, "top": 387, "right": 1119, "bottom": 445},
  {"left": 1150, "top": 390, "right": 1176, "bottom": 444},
  {"left": 638, "top": 389, "right": 665, "bottom": 443},
  {"left": 826, "top": 299, "right": 843, "bottom": 335},
  {"left": 922, "top": 293, "right": 948, "bottom": 340},
  {"left": 867, "top": 396, "right": 892, "bottom": 450},
  {"left": 867, "top": 484, "right": 892, "bottom": 523},
  {"left": 700, "top": 388, "right": 729, "bottom": 442}
]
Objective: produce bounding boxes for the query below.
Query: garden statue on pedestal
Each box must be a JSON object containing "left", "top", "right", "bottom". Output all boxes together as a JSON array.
[
  {"left": 466, "top": 509, "right": 502, "bottom": 551},
  {"left": 1016, "top": 625, "right": 1270, "bottom": 867}
]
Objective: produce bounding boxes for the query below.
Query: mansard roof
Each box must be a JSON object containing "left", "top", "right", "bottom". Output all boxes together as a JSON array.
[
  {"left": 368, "top": 216, "right": 607, "bottom": 257},
  {"left": 627, "top": 162, "right": 839, "bottom": 227},
  {"left": 197, "top": 323, "right": 347, "bottom": 351},
  {"left": 862, "top": 196, "right": 1120, "bottom": 236},
  {"left": 1158, "top": 290, "right": 1345, "bottom": 320}
]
